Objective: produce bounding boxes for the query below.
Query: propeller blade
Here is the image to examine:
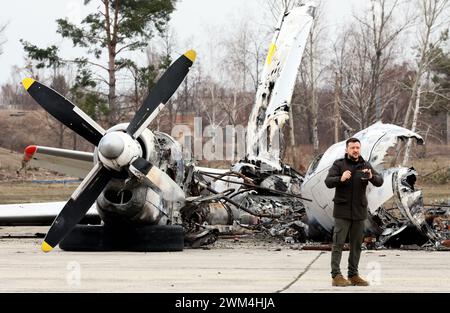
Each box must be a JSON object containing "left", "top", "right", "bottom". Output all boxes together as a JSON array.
[
  {"left": 126, "top": 50, "right": 196, "bottom": 139},
  {"left": 129, "top": 157, "right": 185, "bottom": 202},
  {"left": 41, "top": 163, "right": 112, "bottom": 252},
  {"left": 22, "top": 78, "right": 105, "bottom": 146}
]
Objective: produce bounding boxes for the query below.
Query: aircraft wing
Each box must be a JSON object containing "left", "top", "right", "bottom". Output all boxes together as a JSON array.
[
  {"left": 246, "top": 1, "right": 316, "bottom": 170},
  {"left": 0, "top": 202, "right": 99, "bottom": 226},
  {"left": 22, "top": 145, "right": 94, "bottom": 178}
]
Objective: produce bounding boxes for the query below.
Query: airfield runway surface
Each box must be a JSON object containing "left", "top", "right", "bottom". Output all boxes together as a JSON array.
[{"left": 0, "top": 227, "right": 448, "bottom": 293}]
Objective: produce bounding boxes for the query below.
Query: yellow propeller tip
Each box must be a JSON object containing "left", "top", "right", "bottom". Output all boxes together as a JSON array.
[
  {"left": 22, "top": 78, "right": 35, "bottom": 90},
  {"left": 41, "top": 241, "right": 53, "bottom": 253},
  {"left": 184, "top": 50, "right": 196, "bottom": 62}
]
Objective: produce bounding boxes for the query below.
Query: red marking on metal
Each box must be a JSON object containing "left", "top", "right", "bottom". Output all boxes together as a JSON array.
[{"left": 23, "top": 145, "right": 37, "bottom": 161}]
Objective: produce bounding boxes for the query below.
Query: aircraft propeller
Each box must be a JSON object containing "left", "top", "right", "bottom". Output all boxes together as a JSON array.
[{"left": 22, "top": 50, "right": 196, "bottom": 252}]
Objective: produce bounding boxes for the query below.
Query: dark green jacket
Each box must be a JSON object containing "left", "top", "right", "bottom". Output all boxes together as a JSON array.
[{"left": 325, "top": 154, "right": 383, "bottom": 220}]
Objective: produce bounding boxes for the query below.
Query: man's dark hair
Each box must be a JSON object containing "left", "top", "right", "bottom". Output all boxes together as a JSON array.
[{"left": 346, "top": 137, "right": 360, "bottom": 147}]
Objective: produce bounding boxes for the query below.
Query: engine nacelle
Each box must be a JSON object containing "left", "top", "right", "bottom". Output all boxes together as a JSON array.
[{"left": 94, "top": 124, "right": 185, "bottom": 226}]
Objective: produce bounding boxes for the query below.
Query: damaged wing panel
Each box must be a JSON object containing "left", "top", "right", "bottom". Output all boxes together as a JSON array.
[
  {"left": 0, "top": 202, "right": 99, "bottom": 226},
  {"left": 19, "top": 145, "right": 94, "bottom": 178},
  {"left": 246, "top": 1, "right": 316, "bottom": 169}
]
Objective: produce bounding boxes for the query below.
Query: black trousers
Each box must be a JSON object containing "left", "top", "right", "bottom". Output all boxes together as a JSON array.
[{"left": 331, "top": 218, "right": 365, "bottom": 278}]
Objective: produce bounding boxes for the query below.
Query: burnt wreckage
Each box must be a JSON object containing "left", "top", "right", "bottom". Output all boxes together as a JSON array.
[
  {"left": 184, "top": 122, "right": 450, "bottom": 250},
  {"left": 1, "top": 1, "right": 448, "bottom": 251},
  {"left": 301, "top": 123, "right": 449, "bottom": 250},
  {"left": 178, "top": 2, "right": 449, "bottom": 249}
]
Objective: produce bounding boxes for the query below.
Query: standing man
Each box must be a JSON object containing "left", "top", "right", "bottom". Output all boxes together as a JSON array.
[{"left": 325, "top": 137, "right": 383, "bottom": 287}]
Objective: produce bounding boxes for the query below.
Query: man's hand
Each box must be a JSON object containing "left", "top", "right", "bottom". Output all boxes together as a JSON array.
[
  {"left": 341, "top": 170, "right": 351, "bottom": 182},
  {"left": 362, "top": 168, "right": 373, "bottom": 179}
]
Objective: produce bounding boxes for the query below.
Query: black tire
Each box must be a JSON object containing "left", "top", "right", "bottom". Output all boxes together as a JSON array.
[{"left": 59, "top": 224, "right": 184, "bottom": 252}]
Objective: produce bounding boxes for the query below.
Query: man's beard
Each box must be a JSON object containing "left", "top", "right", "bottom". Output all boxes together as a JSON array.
[{"left": 349, "top": 154, "right": 359, "bottom": 161}]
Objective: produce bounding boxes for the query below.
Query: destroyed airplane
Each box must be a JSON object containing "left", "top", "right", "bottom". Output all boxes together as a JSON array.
[
  {"left": 0, "top": 1, "right": 448, "bottom": 251},
  {"left": 188, "top": 119, "right": 450, "bottom": 250},
  {"left": 0, "top": 1, "right": 316, "bottom": 252},
  {"left": 301, "top": 122, "right": 449, "bottom": 249},
  {"left": 5, "top": 48, "right": 197, "bottom": 252},
  {"left": 181, "top": 0, "right": 316, "bottom": 245}
]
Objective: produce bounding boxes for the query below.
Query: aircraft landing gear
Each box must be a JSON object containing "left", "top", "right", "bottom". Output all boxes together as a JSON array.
[{"left": 59, "top": 224, "right": 184, "bottom": 252}]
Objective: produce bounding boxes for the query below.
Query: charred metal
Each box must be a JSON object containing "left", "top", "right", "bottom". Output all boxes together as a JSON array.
[
  {"left": 1, "top": 1, "right": 447, "bottom": 253},
  {"left": 179, "top": 123, "right": 449, "bottom": 251}
]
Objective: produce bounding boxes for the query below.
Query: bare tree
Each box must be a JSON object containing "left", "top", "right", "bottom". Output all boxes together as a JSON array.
[
  {"left": 214, "top": 13, "right": 267, "bottom": 135},
  {"left": 1, "top": 66, "right": 37, "bottom": 108},
  {"left": 0, "top": 22, "right": 7, "bottom": 56},
  {"left": 402, "top": 0, "right": 450, "bottom": 165},
  {"left": 266, "top": 0, "right": 297, "bottom": 21},
  {"left": 302, "top": 1, "right": 326, "bottom": 154},
  {"left": 220, "top": 16, "right": 267, "bottom": 94},
  {"left": 365, "top": 0, "right": 412, "bottom": 122},
  {"left": 336, "top": 0, "right": 413, "bottom": 130},
  {"left": 330, "top": 31, "right": 354, "bottom": 141},
  {"left": 402, "top": 0, "right": 450, "bottom": 129}
]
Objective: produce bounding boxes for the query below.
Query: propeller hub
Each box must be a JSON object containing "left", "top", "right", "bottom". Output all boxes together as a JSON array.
[
  {"left": 99, "top": 133, "right": 124, "bottom": 159},
  {"left": 98, "top": 131, "right": 142, "bottom": 171}
]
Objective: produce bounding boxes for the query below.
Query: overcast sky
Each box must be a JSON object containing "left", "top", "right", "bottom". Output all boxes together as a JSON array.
[{"left": 0, "top": 0, "right": 364, "bottom": 86}]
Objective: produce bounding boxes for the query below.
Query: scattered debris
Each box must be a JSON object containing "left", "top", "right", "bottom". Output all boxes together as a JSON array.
[
  {"left": 179, "top": 124, "right": 450, "bottom": 251},
  {"left": 0, "top": 3, "right": 448, "bottom": 253}
]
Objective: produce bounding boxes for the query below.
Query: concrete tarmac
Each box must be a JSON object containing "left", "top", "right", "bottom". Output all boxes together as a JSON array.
[{"left": 0, "top": 227, "right": 449, "bottom": 293}]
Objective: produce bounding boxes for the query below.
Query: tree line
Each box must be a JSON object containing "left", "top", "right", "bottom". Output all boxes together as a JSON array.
[{"left": 0, "top": 0, "right": 449, "bottom": 170}]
